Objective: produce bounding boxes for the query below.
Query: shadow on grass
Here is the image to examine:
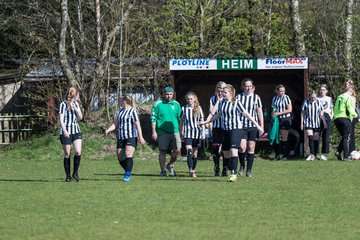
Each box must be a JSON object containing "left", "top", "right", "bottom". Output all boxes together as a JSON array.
[
  {"left": 94, "top": 173, "right": 160, "bottom": 177},
  {"left": 93, "top": 172, "right": 224, "bottom": 181},
  {"left": 0, "top": 178, "right": 117, "bottom": 182},
  {"left": 0, "top": 172, "right": 226, "bottom": 183},
  {"left": 0, "top": 179, "right": 54, "bottom": 183},
  {"left": 151, "top": 177, "right": 222, "bottom": 182},
  {"left": 0, "top": 177, "right": 123, "bottom": 183}
]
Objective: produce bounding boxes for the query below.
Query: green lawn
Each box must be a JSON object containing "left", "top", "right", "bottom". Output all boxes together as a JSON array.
[{"left": 1, "top": 133, "right": 360, "bottom": 240}]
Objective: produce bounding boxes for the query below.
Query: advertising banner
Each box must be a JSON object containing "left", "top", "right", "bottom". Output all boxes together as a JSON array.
[
  {"left": 169, "top": 59, "right": 217, "bottom": 70},
  {"left": 169, "top": 57, "right": 308, "bottom": 70},
  {"left": 257, "top": 57, "right": 308, "bottom": 69},
  {"left": 217, "top": 58, "right": 257, "bottom": 70}
]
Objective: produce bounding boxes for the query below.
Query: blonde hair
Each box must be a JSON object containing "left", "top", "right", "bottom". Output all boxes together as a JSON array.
[
  {"left": 67, "top": 87, "right": 78, "bottom": 111},
  {"left": 345, "top": 79, "right": 356, "bottom": 97},
  {"left": 275, "top": 84, "right": 285, "bottom": 94},
  {"left": 121, "top": 94, "right": 135, "bottom": 107},
  {"left": 215, "top": 81, "right": 226, "bottom": 95},
  {"left": 185, "top": 91, "right": 201, "bottom": 117},
  {"left": 224, "top": 84, "right": 236, "bottom": 103},
  {"left": 308, "top": 90, "right": 317, "bottom": 97}
]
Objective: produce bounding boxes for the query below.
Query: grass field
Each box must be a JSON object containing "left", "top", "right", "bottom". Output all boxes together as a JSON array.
[{"left": 1, "top": 133, "right": 360, "bottom": 240}]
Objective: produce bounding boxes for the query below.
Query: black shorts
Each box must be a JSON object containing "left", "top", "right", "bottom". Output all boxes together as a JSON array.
[
  {"left": 304, "top": 127, "right": 321, "bottom": 133},
  {"left": 117, "top": 137, "right": 137, "bottom": 149},
  {"left": 242, "top": 127, "right": 258, "bottom": 141},
  {"left": 212, "top": 128, "right": 222, "bottom": 145},
  {"left": 60, "top": 132, "right": 82, "bottom": 145},
  {"left": 222, "top": 129, "right": 245, "bottom": 151},
  {"left": 279, "top": 117, "right": 292, "bottom": 130},
  {"left": 184, "top": 138, "right": 201, "bottom": 148},
  {"left": 320, "top": 113, "right": 331, "bottom": 130}
]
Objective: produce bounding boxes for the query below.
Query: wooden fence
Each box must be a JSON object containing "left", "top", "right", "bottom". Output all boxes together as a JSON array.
[{"left": 0, "top": 113, "right": 47, "bottom": 144}]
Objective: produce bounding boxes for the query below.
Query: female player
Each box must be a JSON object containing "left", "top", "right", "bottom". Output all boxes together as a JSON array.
[
  {"left": 202, "top": 84, "right": 263, "bottom": 182},
  {"left": 236, "top": 78, "right": 264, "bottom": 177},
  {"left": 181, "top": 92, "right": 205, "bottom": 178},
  {"left": 207, "top": 81, "right": 227, "bottom": 176},
  {"left": 301, "top": 91, "right": 326, "bottom": 161},
  {"left": 271, "top": 84, "right": 292, "bottom": 160},
  {"left": 59, "top": 87, "right": 83, "bottom": 182},
  {"left": 105, "top": 94, "right": 145, "bottom": 182}
]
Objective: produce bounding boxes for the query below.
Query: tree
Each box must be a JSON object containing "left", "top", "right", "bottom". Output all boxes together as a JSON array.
[
  {"left": 289, "top": 0, "right": 306, "bottom": 55},
  {"left": 1, "top": 0, "right": 360, "bottom": 117},
  {"left": 59, "top": 0, "right": 134, "bottom": 116},
  {"left": 344, "top": 0, "right": 354, "bottom": 77},
  {"left": 301, "top": 0, "right": 359, "bottom": 96}
]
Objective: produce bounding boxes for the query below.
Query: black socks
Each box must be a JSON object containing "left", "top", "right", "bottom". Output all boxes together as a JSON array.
[
  {"left": 72, "top": 155, "right": 81, "bottom": 181},
  {"left": 239, "top": 152, "right": 246, "bottom": 168},
  {"left": 73, "top": 155, "right": 81, "bottom": 174},
  {"left": 229, "top": 156, "right": 239, "bottom": 174},
  {"left": 64, "top": 157, "right": 71, "bottom": 177},
  {"left": 125, "top": 157, "right": 133, "bottom": 172},
  {"left": 247, "top": 154, "right": 254, "bottom": 172},
  {"left": 212, "top": 145, "right": 220, "bottom": 167},
  {"left": 119, "top": 160, "right": 126, "bottom": 170},
  {"left": 64, "top": 156, "right": 81, "bottom": 182},
  {"left": 186, "top": 149, "right": 197, "bottom": 171},
  {"left": 187, "top": 149, "right": 193, "bottom": 170}
]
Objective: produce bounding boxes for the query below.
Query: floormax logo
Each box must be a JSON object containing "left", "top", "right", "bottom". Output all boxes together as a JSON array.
[{"left": 265, "top": 58, "right": 304, "bottom": 64}]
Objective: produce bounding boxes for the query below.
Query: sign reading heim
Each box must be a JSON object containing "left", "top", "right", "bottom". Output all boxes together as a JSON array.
[{"left": 169, "top": 57, "right": 308, "bottom": 70}]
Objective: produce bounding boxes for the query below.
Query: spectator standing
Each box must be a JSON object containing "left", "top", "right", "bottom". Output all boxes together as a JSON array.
[
  {"left": 350, "top": 103, "right": 360, "bottom": 153},
  {"left": 318, "top": 84, "right": 334, "bottom": 160},
  {"left": 333, "top": 79, "right": 358, "bottom": 161}
]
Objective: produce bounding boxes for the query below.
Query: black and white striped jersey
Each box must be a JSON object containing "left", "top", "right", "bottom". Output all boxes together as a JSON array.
[
  {"left": 272, "top": 95, "right": 292, "bottom": 118},
  {"left": 236, "top": 92, "right": 262, "bottom": 128},
  {"left": 318, "top": 96, "right": 333, "bottom": 115},
  {"left": 181, "top": 104, "right": 204, "bottom": 139},
  {"left": 218, "top": 99, "right": 246, "bottom": 130},
  {"left": 301, "top": 99, "right": 323, "bottom": 128},
  {"left": 115, "top": 107, "right": 139, "bottom": 140},
  {"left": 209, "top": 95, "right": 222, "bottom": 129},
  {"left": 59, "top": 101, "right": 81, "bottom": 135}
]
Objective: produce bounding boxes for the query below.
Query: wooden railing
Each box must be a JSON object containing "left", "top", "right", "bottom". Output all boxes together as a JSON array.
[{"left": 0, "top": 113, "right": 47, "bottom": 144}]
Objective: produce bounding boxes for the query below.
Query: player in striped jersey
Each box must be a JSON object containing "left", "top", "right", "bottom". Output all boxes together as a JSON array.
[
  {"left": 271, "top": 84, "right": 293, "bottom": 160},
  {"left": 201, "top": 84, "right": 263, "bottom": 182},
  {"left": 301, "top": 91, "right": 326, "bottom": 161},
  {"left": 207, "top": 81, "right": 227, "bottom": 176},
  {"left": 236, "top": 78, "right": 264, "bottom": 177},
  {"left": 105, "top": 94, "right": 145, "bottom": 182},
  {"left": 181, "top": 92, "right": 205, "bottom": 178},
  {"left": 59, "top": 87, "right": 83, "bottom": 182}
]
